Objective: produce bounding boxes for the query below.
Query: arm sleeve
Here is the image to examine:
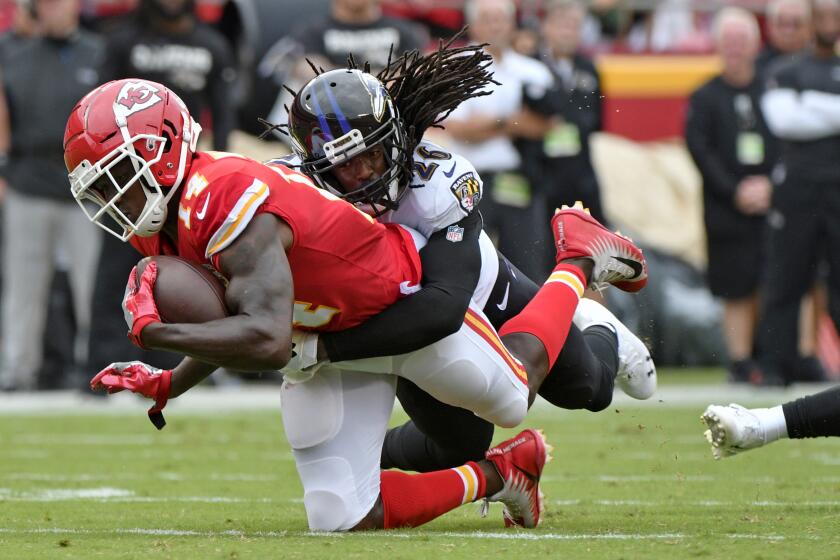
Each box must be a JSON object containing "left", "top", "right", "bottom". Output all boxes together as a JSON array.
[
  {"left": 761, "top": 88, "right": 840, "bottom": 141},
  {"left": 321, "top": 211, "right": 484, "bottom": 362},
  {"left": 684, "top": 89, "right": 739, "bottom": 201}
]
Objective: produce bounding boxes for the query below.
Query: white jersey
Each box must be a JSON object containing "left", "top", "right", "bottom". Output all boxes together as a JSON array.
[
  {"left": 378, "top": 140, "right": 482, "bottom": 237},
  {"left": 273, "top": 140, "right": 500, "bottom": 307}
]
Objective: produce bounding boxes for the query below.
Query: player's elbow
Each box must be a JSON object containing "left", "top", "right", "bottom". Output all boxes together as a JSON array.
[{"left": 246, "top": 320, "right": 292, "bottom": 370}]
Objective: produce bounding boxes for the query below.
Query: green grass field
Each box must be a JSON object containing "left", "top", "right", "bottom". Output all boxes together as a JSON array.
[{"left": 1, "top": 368, "right": 838, "bottom": 559}]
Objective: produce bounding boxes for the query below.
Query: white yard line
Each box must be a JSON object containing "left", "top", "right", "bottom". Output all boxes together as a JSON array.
[
  {"left": 0, "top": 527, "right": 827, "bottom": 542},
  {"left": 0, "top": 382, "right": 835, "bottom": 415}
]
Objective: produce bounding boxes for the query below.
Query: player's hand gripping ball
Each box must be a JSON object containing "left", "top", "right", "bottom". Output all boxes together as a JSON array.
[{"left": 123, "top": 256, "right": 229, "bottom": 348}]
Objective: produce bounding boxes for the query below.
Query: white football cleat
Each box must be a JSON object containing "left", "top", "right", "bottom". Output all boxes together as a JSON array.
[
  {"left": 702, "top": 403, "right": 768, "bottom": 459},
  {"left": 573, "top": 298, "right": 656, "bottom": 400}
]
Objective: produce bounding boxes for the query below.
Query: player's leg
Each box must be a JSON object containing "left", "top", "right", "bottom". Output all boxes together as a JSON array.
[
  {"left": 362, "top": 427, "right": 549, "bottom": 529},
  {"left": 825, "top": 180, "right": 840, "bottom": 340},
  {"left": 387, "top": 301, "right": 530, "bottom": 428},
  {"left": 283, "top": 366, "right": 548, "bottom": 530},
  {"left": 281, "top": 368, "right": 397, "bottom": 531},
  {"left": 702, "top": 386, "right": 840, "bottom": 459},
  {"left": 496, "top": 204, "right": 651, "bottom": 404},
  {"left": 381, "top": 378, "right": 494, "bottom": 471},
  {"left": 0, "top": 191, "right": 56, "bottom": 390},
  {"left": 758, "top": 178, "right": 821, "bottom": 384},
  {"left": 484, "top": 253, "right": 619, "bottom": 410}
]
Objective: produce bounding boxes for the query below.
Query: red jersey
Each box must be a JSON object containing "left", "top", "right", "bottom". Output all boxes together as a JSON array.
[{"left": 130, "top": 151, "right": 422, "bottom": 331}]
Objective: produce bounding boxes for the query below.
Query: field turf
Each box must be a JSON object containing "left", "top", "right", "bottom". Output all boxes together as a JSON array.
[{"left": 0, "top": 368, "right": 838, "bottom": 559}]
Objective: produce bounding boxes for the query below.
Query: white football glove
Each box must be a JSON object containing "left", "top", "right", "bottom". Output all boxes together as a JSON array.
[{"left": 281, "top": 330, "right": 325, "bottom": 383}]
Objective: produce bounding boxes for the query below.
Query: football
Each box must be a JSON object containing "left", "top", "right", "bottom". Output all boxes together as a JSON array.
[{"left": 135, "top": 255, "right": 229, "bottom": 324}]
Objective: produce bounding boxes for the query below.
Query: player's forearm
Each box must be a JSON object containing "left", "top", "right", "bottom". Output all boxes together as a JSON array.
[
  {"left": 169, "top": 357, "right": 218, "bottom": 398},
  {"left": 141, "top": 317, "right": 291, "bottom": 371}
]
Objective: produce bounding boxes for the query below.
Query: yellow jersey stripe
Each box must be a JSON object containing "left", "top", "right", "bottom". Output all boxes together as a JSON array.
[{"left": 206, "top": 180, "right": 269, "bottom": 257}]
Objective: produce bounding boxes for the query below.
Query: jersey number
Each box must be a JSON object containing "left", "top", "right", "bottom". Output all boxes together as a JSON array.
[
  {"left": 413, "top": 146, "right": 452, "bottom": 181},
  {"left": 293, "top": 301, "right": 340, "bottom": 328}
]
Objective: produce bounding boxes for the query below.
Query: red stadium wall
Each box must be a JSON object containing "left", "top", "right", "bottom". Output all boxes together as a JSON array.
[{"left": 596, "top": 55, "right": 721, "bottom": 142}]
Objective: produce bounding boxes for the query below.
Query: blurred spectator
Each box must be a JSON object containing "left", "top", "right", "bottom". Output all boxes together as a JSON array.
[
  {"left": 107, "top": 0, "right": 236, "bottom": 150},
  {"left": 537, "top": 0, "right": 605, "bottom": 224},
  {"left": 685, "top": 7, "right": 777, "bottom": 384},
  {"left": 293, "top": 0, "right": 428, "bottom": 71},
  {"left": 442, "top": 0, "right": 553, "bottom": 281},
  {"left": 756, "top": 0, "right": 812, "bottom": 76},
  {"left": 88, "top": 0, "right": 237, "bottom": 380},
  {"left": 625, "top": 0, "right": 712, "bottom": 54},
  {"left": 758, "top": 0, "right": 840, "bottom": 384},
  {"left": 0, "top": 0, "right": 106, "bottom": 391},
  {"left": 266, "top": 0, "right": 428, "bottom": 130},
  {"left": 0, "top": 0, "right": 37, "bottom": 55},
  {"left": 581, "top": 0, "right": 632, "bottom": 52}
]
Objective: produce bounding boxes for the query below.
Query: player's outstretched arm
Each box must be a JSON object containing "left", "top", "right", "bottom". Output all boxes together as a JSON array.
[{"left": 141, "top": 213, "right": 294, "bottom": 371}]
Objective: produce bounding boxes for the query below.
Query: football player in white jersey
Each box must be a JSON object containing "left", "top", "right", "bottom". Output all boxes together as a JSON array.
[
  {"left": 269, "top": 39, "right": 655, "bottom": 471},
  {"left": 265, "top": 37, "right": 656, "bottom": 476}
]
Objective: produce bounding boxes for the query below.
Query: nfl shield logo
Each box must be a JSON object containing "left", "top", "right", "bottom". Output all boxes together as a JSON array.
[{"left": 446, "top": 225, "right": 464, "bottom": 242}]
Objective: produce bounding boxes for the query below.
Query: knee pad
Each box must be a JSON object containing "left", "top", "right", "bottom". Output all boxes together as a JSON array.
[
  {"left": 281, "top": 373, "right": 343, "bottom": 449},
  {"left": 298, "top": 456, "right": 361, "bottom": 532}
]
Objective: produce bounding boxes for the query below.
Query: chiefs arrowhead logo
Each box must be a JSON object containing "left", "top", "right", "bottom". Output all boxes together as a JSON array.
[{"left": 114, "top": 81, "right": 162, "bottom": 120}]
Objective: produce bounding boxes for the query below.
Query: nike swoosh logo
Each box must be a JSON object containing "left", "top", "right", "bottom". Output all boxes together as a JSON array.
[
  {"left": 442, "top": 162, "right": 457, "bottom": 178},
  {"left": 400, "top": 281, "right": 421, "bottom": 295},
  {"left": 614, "top": 257, "right": 643, "bottom": 278},
  {"left": 496, "top": 282, "right": 510, "bottom": 310},
  {"left": 196, "top": 194, "right": 211, "bottom": 220}
]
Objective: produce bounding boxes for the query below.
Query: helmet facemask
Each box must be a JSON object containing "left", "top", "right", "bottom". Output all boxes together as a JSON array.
[
  {"left": 288, "top": 69, "right": 411, "bottom": 217},
  {"left": 69, "top": 133, "right": 174, "bottom": 241},
  {"left": 301, "top": 117, "right": 409, "bottom": 216}
]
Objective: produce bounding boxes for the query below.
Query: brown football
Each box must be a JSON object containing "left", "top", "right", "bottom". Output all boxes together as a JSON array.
[{"left": 135, "top": 255, "right": 229, "bottom": 324}]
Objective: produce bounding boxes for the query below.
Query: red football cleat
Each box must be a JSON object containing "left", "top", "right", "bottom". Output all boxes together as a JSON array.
[
  {"left": 482, "top": 428, "right": 550, "bottom": 528},
  {"left": 551, "top": 202, "right": 648, "bottom": 292}
]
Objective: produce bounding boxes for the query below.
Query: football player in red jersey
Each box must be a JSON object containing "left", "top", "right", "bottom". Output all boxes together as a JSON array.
[{"left": 64, "top": 78, "right": 643, "bottom": 531}]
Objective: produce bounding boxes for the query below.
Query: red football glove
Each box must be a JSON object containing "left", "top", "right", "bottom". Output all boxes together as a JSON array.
[
  {"left": 90, "top": 361, "right": 172, "bottom": 430},
  {"left": 122, "top": 261, "right": 161, "bottom": 348}
]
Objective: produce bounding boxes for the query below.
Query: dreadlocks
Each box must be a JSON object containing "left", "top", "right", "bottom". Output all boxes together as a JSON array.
[
  {"left": 260, "top": 28, "right": 498, "bottom": 163},
  {"left": 372, "top": 29, "right": 498, "bottom": 156}
]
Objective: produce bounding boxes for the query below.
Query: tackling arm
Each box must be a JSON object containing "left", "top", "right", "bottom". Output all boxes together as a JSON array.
[
  {"left": 320, "top": 211, "right": 484, "bottom": 362},
  {"left": 140, "top": 213, "right": 294, "bottom": 371}
]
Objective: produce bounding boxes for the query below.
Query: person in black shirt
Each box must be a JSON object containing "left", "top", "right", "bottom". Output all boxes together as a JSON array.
[
  {"left": 686, "top": 7, "right": 778, "bottom": 384},
  {"left": 265, "top": 0, "right": 428, "bottom": 131},
  {"left": 107, "top": 0, "right": 236, "bottom": 151},
  {"left": 294, "top": 0, "right": 427, "bottom": 72},
  {"left": 536, "top": 0, "right": 606, "bottom": 229},
  {"left": 758, "top": 0, "right": 840, "bottom": 385}
]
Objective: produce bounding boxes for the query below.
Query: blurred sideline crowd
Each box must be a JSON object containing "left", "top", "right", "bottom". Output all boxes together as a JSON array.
[{"left": 0, "top": 0, "right": 838, "bottom": 394}]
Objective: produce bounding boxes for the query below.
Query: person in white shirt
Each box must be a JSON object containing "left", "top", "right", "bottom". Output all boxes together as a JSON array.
[{"left": 442, "top": 0, "right": 555, "bottom": 281}]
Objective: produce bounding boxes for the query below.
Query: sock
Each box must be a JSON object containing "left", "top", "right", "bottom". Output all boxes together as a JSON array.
[
  {"left": 751, "top": 405, "right": 789, "bottom": 443},
  {"left": 380, "top": 462, "right": 487, "bottom": 528},
  {"left": 782, "top": 386, "right": 840, "bottom": 438},
  {"left": 498, "top": 264, "right": 585, "bottom": 370}
]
